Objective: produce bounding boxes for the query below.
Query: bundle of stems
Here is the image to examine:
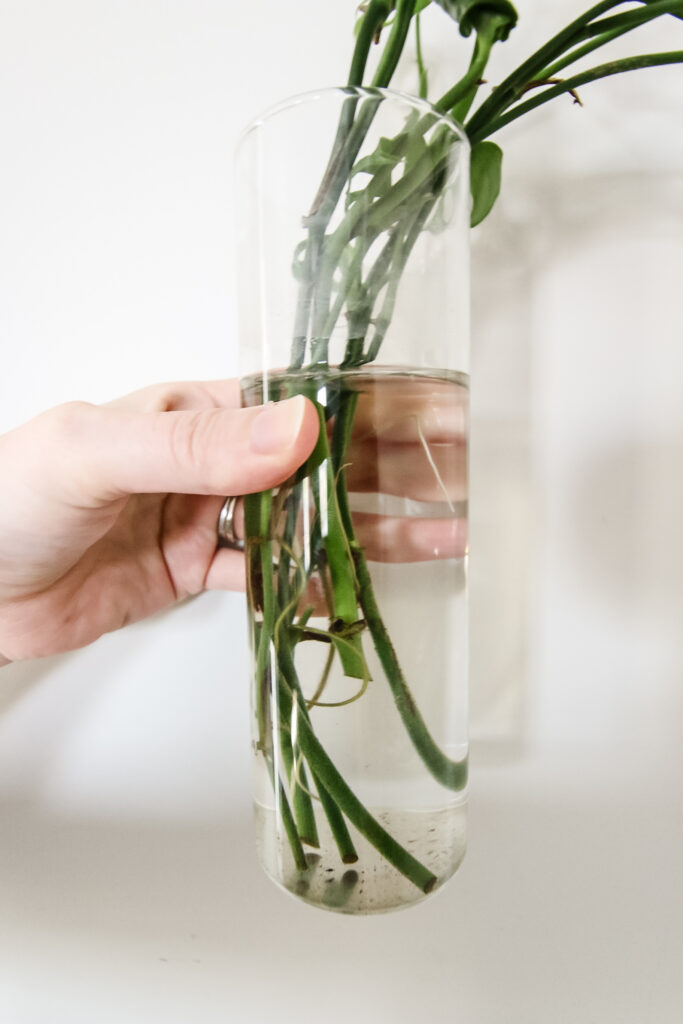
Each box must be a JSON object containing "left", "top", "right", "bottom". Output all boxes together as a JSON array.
[{"left": 244, "top": 1, "right": 683, "bottom": 893}]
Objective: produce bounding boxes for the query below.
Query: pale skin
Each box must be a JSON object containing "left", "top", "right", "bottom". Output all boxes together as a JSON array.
[{"left": 0, "top": 378, "right": 467, "bottom": 666}]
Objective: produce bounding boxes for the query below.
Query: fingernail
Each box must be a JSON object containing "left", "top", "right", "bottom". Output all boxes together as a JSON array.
[{"left": 250, "top": 396, "right": 307, "bottom": 455}]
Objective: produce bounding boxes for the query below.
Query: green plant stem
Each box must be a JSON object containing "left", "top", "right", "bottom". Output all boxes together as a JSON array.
[
  {"left": 587, "top": 1, "right": 683, "bottom": 38},
  {"left": 331, "top": 391, "right": 360, "bottom": 539},
  {"left": 309, "top": 403, "right": 368, "bottom": 680},
  {"left": 536, "top": 2, "right": 683, "bottom": 82},
  {"left": 248, "top": 484, "right": 360, "bottom": 864},
  {"left": 279, "top": 731, "right": 320, "bottom": 848},
  {"left": 250, "top": 389, "right": 456, "bottom": 886},
  {"left": 313, "top": 773, "right": 359, "bottom": 864},
  {"left": 276, "top": 664, "right": 438, "bottom": 894},
  {"left": 434, "top": 19, "right": 497, "bottom": 116},
  {"left": 274, "top": 593, "right": 321, "bottom": 849},
  {"left": 355, "top": 126, "right": 452, "bottom": 239},
  {"left": 245, "top": 493, "right": 308, "bottom": 854},
  {"left": 247, "top": 379, "right": 455, "bottom": 884},
  {"left": 349, "top": 0, "right": 394, "bottom": 87},
  {"left": 296, "top": 708, "right": 437, "bottom": 893},
  {"left": 473, "top": 51, "right": 683, "bottom": 141},
  {"left": 311, "top": 177, "right": 439, "bottom": 369},
  {"left": 274, "top": 487, "right": 300, "bottom": 605},
  {"left": 304, "top": 0, "right": 683, "bottom": 364},
  {"left": 265, "top": 468, "right": 362, "bottom": 868},
  {"left": 306, "top": 641, "right": 337, "bottom": 707},
  {"left": 245, "top": 491, "right": 274, "bottom": 757},
  {"left": 277, "top": 639, "right": 359, "bottom": 864},
  {"left": 321, "top": 243, "right": 365, "bottom": 343},
  {"left": 293, "top": 0, "right": 392, "bottom": 367},
  {"left": 244, "top": 0, "right": 683, "bottom": 904},
  {"left": 363, "top": 196, "right": 435, "bottom": 363},
  {"left": 415, "top": 11, "right": 429, "bottom": 98},
  {"left": 371, "top": 0, "right": 418, "bottom": 88},
  {"left": 465, "top": 1, "right": 634, "bottom": 139},
  {"left": 245, "top": 491, "right": 320, "bottom": 866},
  {"left": 328, "top": 384, "right": 467, "bottom": 792},
  {"left": 536, "top": 26, "right": 635, "bottom": 82},
  {"left": 293, "top": 0, "right": 420, "bottom": 367},
  {"left": 291, "top": 233, "right": 319, "bottom": 370},
  {"left": 304, "top": 126, "right": 451, "bottom": 353},
  {"left": 275, "top": 771, "right": 309, "bottom": 872},
  {"left": 294, "top": 0, "right": 415, "bottom": 367},
  {"left": 309, "top": 404, "right": 358, "bottom": 624},
  {"left": 353, "top": 547, "right": 468, "bottom": 792}
]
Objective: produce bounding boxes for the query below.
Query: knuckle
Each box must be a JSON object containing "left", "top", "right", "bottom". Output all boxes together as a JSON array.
[
  {"left": 116, "top": 381, "right": 213, "bottom": 413},
  {"left": 167, "top": 408, "right": 225, "bottom": 490},
  {"left": 137, "top": 383, "right": 194, "bottom": 412},
  {"left": 26, "top": 401, "right": 102, "bottom": 503},
  {"left": 41, "top": 400, "right": 96, "bottom": 446}
]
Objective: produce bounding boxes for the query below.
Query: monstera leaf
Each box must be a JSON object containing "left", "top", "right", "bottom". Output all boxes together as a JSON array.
[
  {"left": 434, "top": 0, "right": 518, "bottom": 40},
  {"left": 469, "top": 140, "right": 503, "bottom": 226}
]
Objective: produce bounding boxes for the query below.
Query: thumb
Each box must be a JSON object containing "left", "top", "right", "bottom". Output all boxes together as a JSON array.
[{"left": 47, "top": 395, "right": 319, "bottom": 503}]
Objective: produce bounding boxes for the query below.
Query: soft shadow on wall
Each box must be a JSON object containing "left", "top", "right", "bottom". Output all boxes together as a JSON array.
[
  {"left": 469, "top": 191, "right": 536, "bottom": 754},
  {"left": 468, "top": 167, "right": 683, "bottom": 757},
  {"left": 531, "top": 171, "right": 683, "bottom": 759}
]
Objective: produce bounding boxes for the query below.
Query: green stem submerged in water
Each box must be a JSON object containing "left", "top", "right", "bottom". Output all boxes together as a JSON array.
[{"left": 245, "top": 1, "right": 682, "bottom": 898}]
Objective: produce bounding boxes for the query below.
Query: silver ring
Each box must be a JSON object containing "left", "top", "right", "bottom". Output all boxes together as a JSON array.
[{"left": 217, "top": 496, "right": 244, "bottom": 551}]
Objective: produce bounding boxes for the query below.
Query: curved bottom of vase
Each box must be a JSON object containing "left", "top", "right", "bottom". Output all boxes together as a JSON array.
[{"left": 254, "top": 801, "right": 467, "bottom": 915}]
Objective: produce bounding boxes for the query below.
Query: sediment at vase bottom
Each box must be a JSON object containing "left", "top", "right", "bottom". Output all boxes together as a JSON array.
[{"left": 254, "top": 801, "right": 467, "bottom": 915}]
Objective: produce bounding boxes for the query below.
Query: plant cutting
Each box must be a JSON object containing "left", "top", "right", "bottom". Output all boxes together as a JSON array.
[{"left": 235, "top": 1, "right": 683, "bottom": 914}]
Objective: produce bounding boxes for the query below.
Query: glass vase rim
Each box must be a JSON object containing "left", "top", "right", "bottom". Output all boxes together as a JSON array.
[{"left": 236, "top": 85, "right": 470, "bottom": 153}]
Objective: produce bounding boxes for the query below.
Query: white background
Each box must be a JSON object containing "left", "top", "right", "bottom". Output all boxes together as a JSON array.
[{"left": 1, "top": 2, "right": 682, "bottom": 1021}]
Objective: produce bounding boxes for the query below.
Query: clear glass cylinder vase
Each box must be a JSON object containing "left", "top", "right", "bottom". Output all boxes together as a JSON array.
[{"left": 235, "top": 87, "right": 470, "bottom": 914}]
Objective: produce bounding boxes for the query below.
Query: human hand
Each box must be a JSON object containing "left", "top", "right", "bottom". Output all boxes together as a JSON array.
[
  {"left": 232, "top": 374, "right": 468, "bottom": 565},
  {"left": 0, "top": 380, "right": 318, "bottom": 664},
  {"left": 342, "top": 373, "right": 468, "bottom": 563},
  {"left": 231, "top": 374, "right": 468, "bottom": 565}
]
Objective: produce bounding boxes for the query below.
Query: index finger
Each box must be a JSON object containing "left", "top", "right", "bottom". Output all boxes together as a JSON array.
[{"left": 349, "top": 376, "right": 467, "bottom": 445}]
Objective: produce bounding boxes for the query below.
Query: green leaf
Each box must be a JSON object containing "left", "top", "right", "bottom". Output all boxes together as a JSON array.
[
  {"left": 469, "top": 140, "right": 502, "bottom": 226},
  {"left": 352, "top": 150, "right": 396, "bottom": 176},
  {"left": 351, "top": 124, "right": 425, "bottom": 180},
  {"left": 346, "top": 166, "right": 393, "bottom": 212},
  {"left": 369, "top": 165, "right": 393, "bottom": 197},
  {"left": 434, "top": 1, "right": 518, "bottom": 40}
]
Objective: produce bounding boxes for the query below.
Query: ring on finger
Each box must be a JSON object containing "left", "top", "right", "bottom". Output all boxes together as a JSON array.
[{"left": 217, "top": 495, "right": 244, "bottom": 551}]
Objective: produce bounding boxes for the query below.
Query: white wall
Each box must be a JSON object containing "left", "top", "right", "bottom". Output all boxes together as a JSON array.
[{"left": 1, "top": 2, "right": 682, "bottom": 1022}]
